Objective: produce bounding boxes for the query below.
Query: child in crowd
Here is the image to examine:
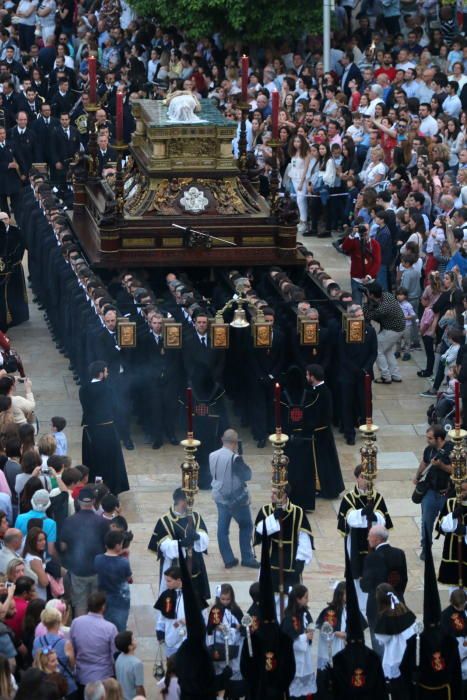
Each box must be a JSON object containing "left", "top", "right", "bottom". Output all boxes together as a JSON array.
[
  {"left": 400, "top": 256, "right": 422, "bottom": 348},
  {"left": 281, "top": 584, "right": 316, "bottom": 699},
  {"left": 50, "top": 417, "right": 67, "bottom": 457},
  {"left": 115, "top": 630, "right": 146, "bottom": 700},
  {"left": 157, "top": 655, "right": 180, "bottom": 699},
  {"left": 101, "top": 493, "right": 121, "bottom": 521},
  {"left": 155, "top": 567, "right": 186, "bottom": 658},
  {"left": 207, "top": 583, "right": 244, "bottom": 698},
  {"left": 316, "top": 581, "right": 348, "bottom": 673},
  {"left": 425, "top": 216, "right": 446, "bottom": 278},
  {"left": 71, "top": 465, "right": 89, "bottom": 500},
  {"left": 395, "top": 288, "right": 417, "bottom": 361}
]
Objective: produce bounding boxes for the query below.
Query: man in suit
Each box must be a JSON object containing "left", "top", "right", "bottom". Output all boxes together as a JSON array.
[
  {"left": 246, "top": 307, "right": 284, "bottom": 447},
  {"left": 31, "top": 103, "right": 59, "bottom": 163},
  {"left": 94, "top": 307, "right": 135, "bottom": 451},
  {"left": 340, "top": 51, "right": 362, "bottom": 98},
  {"left": 96, "top": 132, "right": 117, "bottom": 176},
  {"left": 337, "top": 304, "right": 378, "bottom": 445},
  {"left": 0, "top": 126, "right": 22, "bottom": 217},
  {"left": 139, "top": 310, "right": 181, "bottom": 449},
  {"left": 360, "top": 524, "right": 408, "bottom": 654},
  {"left": 49, "top": 112, "right": 81, "bottom": 187},
  {"left": 17, "top": 87, "right": 42, "bottom": 123},
  {"left": 183, "top": 311, "right": 225, "bottom": 388},
  {"left": 8, "top": 111, "right": 34, "bottom": 178},
  {"left": 1, "top": 81, "right": 18, "bottom": 130},
  {"left": 50, "top": 77, "right": 75, "bottom": 118}
]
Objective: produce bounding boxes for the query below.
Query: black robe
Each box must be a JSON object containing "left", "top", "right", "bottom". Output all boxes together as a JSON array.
[
  {"left": 331, "top": 642, "right": 388, "bottom": 699},
  {"left": 400, "top": 628, "right": 462, "bottom": 700},
  {"left": 337, "top": 487, "right": 393, "bottom": 578},
  {"left": 0, "top": 225, "right": 28, "bottom": 332},
  {"left": 307, "top": 383, "right": 344, "bottom": 499},
  {"left": 240, "top": 620, "right": 296, "bottom": 700},
  {"left": 79, "top": 379, "right": 129, "bottom": 494},
  {"left": 148, "top": 507, "right": 210, "bottom": 602},
  {"left": 436, "top": 497, "right": 467, "bottom": 586},
  {"left": 281, "top": 384, "right": 317, "bottom": 512},
  {"left": 254, "top": 502, "right": 313, "bottom": 591},
  {"left": 180, "top": 381, "right": 228, "bottom": 490}
]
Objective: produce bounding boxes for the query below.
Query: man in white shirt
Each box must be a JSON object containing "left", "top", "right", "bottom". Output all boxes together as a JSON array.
[
  {"left": 418, "top": 103, "right": 438, "bottom": 138},
  {"left": 442, "top": 80, "right": 462, "bottom": 119}
]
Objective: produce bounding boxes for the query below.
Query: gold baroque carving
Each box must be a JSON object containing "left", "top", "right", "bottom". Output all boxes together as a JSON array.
[{"left": 169, "top": 139, "right": 217, "bottom": 158}]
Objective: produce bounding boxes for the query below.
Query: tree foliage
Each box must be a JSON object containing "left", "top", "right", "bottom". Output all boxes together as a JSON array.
[{"left": 129, "top": 0, "right": 323, "bottom": 43}]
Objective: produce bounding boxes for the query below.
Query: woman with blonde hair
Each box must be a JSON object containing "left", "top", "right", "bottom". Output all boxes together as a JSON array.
[
  {"left": 6, "top": 558, "right": 25, "bottom": 583},
  {"left": 0, "top": 653, "right": 15, "bottom": 698},
  {"left": 33, "top": 607, "right": 76, "bottom": 697},
  {"left": 103, "top": 678, "right": 124, "bottom": 699},
  {"left": 33, "top": 647, "right": 68, "bottom": 698}
]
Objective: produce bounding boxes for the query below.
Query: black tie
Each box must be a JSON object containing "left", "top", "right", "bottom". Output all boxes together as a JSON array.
[{"left": 201, "top": 336, "right": 206, "bottom": 347}]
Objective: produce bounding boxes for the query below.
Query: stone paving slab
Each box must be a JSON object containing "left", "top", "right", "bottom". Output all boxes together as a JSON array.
[{"left": 8, "top": 240, "right": 440, "bottom": 696}]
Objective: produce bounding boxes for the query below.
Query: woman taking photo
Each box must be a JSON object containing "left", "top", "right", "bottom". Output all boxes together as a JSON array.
[
  {"left": 281, "top": 584, "right": 316, "bottom": 699},
  {"left": 286, "top": 134, "right": 311, "bottom": 234}
]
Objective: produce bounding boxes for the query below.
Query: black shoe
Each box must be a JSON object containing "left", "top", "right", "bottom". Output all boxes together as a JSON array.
[
  {"left": 346, "top": 437, "right": 356, "bottom": 445},
  {"left": 167, "top": 435, "right": 179, "bottom": 446},
  {"left": 242, "top": 559, "right": 260, "bottom": 569},
  {"left": 123, "top": 439, "right": 135, "bottom": 450},
  {"left": 257, "top": 439, "right": 267, "bottom": 448},
  {"left": 302, "top": 231, "right": 315, "bottom": 237},
  {"left": 225, "top": 558, "right": 239, "bottom": 569},
  {"left": 417, "top": 369, "right": 432, "bottom": 377},
  {"left": 152, "top": 440, "right": 163, "bottom": 449}
]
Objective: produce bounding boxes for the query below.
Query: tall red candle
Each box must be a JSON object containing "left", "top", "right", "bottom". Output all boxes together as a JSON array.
[
  {"left": 241, "top": 55, "right": 249, "bottom": 102},
  {"left": 116, "top": 91, "right": 123, "bottom": 144},
  {"left": 364, "top": 373, "right": 372, "bottom": 421},
  {"left": 186, "top": 387, "right": 193, "bottom": 435},
  {"left": 455, "top": 380, "right": 461, "bottom": 427},
  {"left": 271, "top": 91, "right": 279, "bottom": 139},
  {"left": 275, "top": 382, "right": 281, "bottom": 430},
  {"left": 88, "top": 55, "right": 97, "bottom": 105}
]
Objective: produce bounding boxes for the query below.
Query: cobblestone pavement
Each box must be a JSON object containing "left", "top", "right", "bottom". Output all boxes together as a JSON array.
[{"left": 10, "top": 240, "right": 440, "bottom": 695}]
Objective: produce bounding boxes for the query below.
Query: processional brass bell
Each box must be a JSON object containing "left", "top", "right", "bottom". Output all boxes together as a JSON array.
[{"left": 230, "top": 308, "right": 249, "bottom": 328}]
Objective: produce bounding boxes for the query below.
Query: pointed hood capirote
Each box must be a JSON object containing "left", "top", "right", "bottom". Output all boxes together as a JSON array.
[
  {"left": 423, "top": 525, "right": 442, "bottom": 628},
  {"left": 175, "top": 543, "right": 217, "bottom": 700},
  {"left": 258, "top": 519, "right": 278, "bottom": 624},
  {"left": 345, "top": 546, "right": 364, "bottom": 643}
]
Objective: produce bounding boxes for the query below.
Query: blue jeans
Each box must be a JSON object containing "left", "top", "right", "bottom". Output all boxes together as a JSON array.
[
  {"left": 104, "top": 596, "right": 130, "bottom": 632},
  {"left": 216, "top": 501, "right": 254, "bottom": 565},
  {"left": 351, "top": 278, "right": 364, "bottom": 305},
  {"left": 376, "top": 264, "right": 388, "bottom": 291},
  {"left": 421, "top": 489, "right": 446, "bottom": 552}
]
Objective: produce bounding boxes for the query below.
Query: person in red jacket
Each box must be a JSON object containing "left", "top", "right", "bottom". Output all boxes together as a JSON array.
[{"left": 342, "top": 223, "right": 381, "bottom": 305}]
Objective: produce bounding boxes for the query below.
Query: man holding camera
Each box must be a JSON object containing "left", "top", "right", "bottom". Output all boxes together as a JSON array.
[
  {"left": 209, "top": 429, "right": 259, "bottom": 570},
  {"left": 342, "top": 222, "right": 381, "bottom": 306},
  {"left": 413, "top": 425, "right": 453, "bottom": 561}
]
